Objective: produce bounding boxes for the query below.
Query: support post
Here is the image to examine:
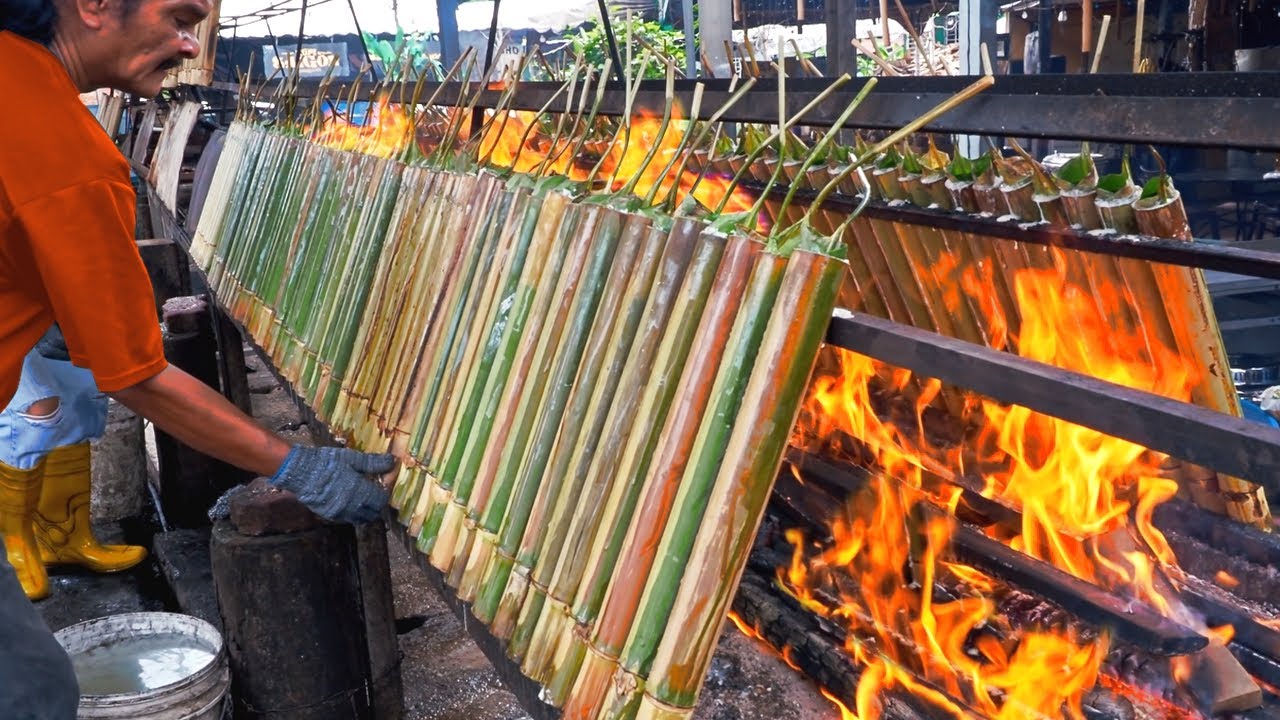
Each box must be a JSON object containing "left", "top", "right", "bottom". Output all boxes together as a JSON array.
[
  {"left": 826, "top": 0, "right": 859, "bottom": 78},
  {"left": 957, "top": 0, "right": 996, "bottom": 157},
  {"left": 136, "top": 238, "right": 191, "bottom": 319},
  {"left": 437, "top": 0, "right": 461, "bottom": 69},
  {"left": 700, "top": 0, "right": 733, "bottom": 77},
  {"left": 211, "top": 518, "right": 376, "bottom": 720},
  {"left": 157, "top": 296, "right": 248, "bottom": 527}
]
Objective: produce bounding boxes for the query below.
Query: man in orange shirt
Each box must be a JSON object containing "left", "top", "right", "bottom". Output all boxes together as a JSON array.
[{"left": 0, "top": 0, "right": 397, "bottom": 714}]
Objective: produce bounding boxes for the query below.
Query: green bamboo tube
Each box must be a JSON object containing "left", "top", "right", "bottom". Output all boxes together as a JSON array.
[
  {"left": 411, "top": 187, "right": 536, "bottom": 469},
  {"left": 425, "top": 199, "right": 594, "bottom": 560},
  {"left": 501, "top": 216, "right": 665, "bottom": 656},
  {"left": 555, "top": 234, "right": 764, "bottom": 717},
  {"left": 476, "top": 209, "right": 640, "bottom": 642},
  {"left": 207, "top": 125, "right": 273, "bottom": 299},
  {"left": 1133, "top": 187, "right": 1271, "bottom": 526},
  {"left": 345, "top": 170, "right": 455, "bottom": 439},
  {"left": 223, "top": 133, "right": 298, "bottom": 328},
  {"left": 451, "top": 204, "right": 616, "bottom": 602},
  {"left": 272, "top": 147, "right": 360, "bottom": 380},
  {"left": 518, "top": 218, "right": 703, "bottom": 682},
  {"left": 313, "top": 159, "right": 408, "bottom": 419},
  {"left": 399, "top": 185, "right": 542, "bottom": 533},
  {"left": 414, "top": 179, "right": 524, "bottom": 468},
  {"left": 367, "top": 174, "right": 482, "bottom": 441},
  {"left": 411, "top": 189, "right": 573, "bottom": 555},
  {"left": 538, "top": 230, "right": 738, "bottom": 707},
  {"left": 335, "top": 166, "right": 438, "bottom": 436},
  {"left": 525, "top": 225, "right": 713, "bottom": 705},
  {"left": 191, "top": 121, "right": 251, "bottom": 271},
  {"left": 584, "top": 249, "right": 788, "bottom": 720},
  {"left": 635, "top": 247, "right": 844, "bottom": 719},
  {"left": 236, "top": 134, "right": 312, "bottom": 359},
  {"left": 380, "top": 176, "right": 503, "bottom": 451}
]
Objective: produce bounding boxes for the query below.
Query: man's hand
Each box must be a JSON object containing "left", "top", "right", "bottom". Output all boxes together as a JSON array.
[
  {"left": 266, "top": 447, "right": 395, "bottom": 524},
  {"left": 35, "top": 324, "right": 70, "bottom": 362}
]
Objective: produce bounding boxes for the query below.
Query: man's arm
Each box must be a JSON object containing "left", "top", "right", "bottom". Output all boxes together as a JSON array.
[{"left": 109, "top": 364, "right": 291, "bottom": 476}]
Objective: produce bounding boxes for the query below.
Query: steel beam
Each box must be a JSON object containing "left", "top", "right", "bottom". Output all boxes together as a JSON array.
[{"left": 824, "top": 310, "right": 1280, "bottom": 492}]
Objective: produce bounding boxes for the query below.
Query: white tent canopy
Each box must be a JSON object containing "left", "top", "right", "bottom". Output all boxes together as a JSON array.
[{"left": 218, "top": 0, "right": 603, "bottom": 37}]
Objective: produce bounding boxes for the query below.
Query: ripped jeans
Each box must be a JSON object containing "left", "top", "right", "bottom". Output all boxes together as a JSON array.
[{"left": 0, "top": 349, "right": 108, "bottom": 471}]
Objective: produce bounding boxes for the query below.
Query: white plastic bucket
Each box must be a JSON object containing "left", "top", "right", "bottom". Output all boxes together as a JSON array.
[{"left": 54, "top": 612, "right": 229, "bottom": 720}]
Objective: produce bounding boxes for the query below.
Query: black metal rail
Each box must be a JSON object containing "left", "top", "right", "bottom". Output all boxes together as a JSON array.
[
  {"left": 807, "top": 191, "right": 1280, "bottom": 282},
  {"left": 825, "top": 310, "right": 1280, "bottom": 493},
  {"left": 214, "top": 72, "right": 1280, "bottom": 150}
]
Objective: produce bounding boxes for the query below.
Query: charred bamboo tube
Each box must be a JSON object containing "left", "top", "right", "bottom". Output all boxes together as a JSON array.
[
  {"left": 635, "top": 247, "right": 845, "bottom": 719},
  {"left": 560, "top": 237, "right": 771, "bottom": 720},
  {"left": 1132, "top": 186, "right": 1270, "bottom": 527}
]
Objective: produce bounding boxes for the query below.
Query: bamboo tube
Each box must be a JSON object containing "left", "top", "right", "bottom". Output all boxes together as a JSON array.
[
  {"left": 499, "top": 219, "right": 667, "bottom": 661},
  {"left": 475, "top": 207, "right": 632, "bottom": 638},
  {"left": 412, "top": 190, "right": 575, "bottom": 550},
  {"left": 427, "top": 196, "right": 594, "bottom": 574},
  {"left": 517, "top": 218, "right": 704, "bottom": 682},
  {"left": 1133, "top": 185, "right": 1271, "bottom": 527},
  {"left": 557, "top": 234, "right": 764, "bottom": 718},
  {"left": 414, "top": 188, "right": 540, "bottom": 517},
  {"left": 457, "top": 205, "right": 624, "bottom": 606},
  {"left": 530, "top": 225, "right": 715, "bottom": 706},
  {"left": 636, "top": 248, "right": 845, "bottom": 718},
  {"left": 539, "top": 230, "right": 741, "bottom": 706},
  {"left": 411, "top": 187, "right": 534, "bottom": 471},
  {"left": 587, "top": 249, "right": 789, "bottom": 719}
]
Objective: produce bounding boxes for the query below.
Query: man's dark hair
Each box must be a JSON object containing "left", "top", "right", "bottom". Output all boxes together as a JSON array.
[{"left": 0, "top": 0, "right": 58, "bottom": 45}]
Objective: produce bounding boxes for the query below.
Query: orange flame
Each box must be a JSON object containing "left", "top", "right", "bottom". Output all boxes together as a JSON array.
[
  {"left": 312, "top": 96, "right": 413, "bottom": 158},
  {"left": 786, "top": 245, "right": 1209, "bottom": 717},
  {"left": 472, "top": 108, "right": 757, "bottom": 215}
]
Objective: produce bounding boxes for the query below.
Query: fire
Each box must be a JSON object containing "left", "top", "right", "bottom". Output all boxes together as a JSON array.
[
  {"left": 473, "top": 107, "right": 757, "bottom": 215},
  {"left": 312, "top": 96, "right": 412, "bottom": 159},
  {"left": 785, "top": 245, "right": 1208, "bottom": 717}
]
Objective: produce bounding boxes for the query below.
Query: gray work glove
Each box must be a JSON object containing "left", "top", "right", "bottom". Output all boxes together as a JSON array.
[
  {"left": 35, "top": 324, "right": 70, "bottom": 362},
  {"left": 267, "top": 446, "right": 395, "bottom": 524}
]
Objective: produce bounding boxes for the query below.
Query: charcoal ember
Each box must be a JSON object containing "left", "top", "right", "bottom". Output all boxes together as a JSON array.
[
  {"left": 1083, "top": 688, "right": 1135, "bottom": 720},
  {"left": 1165, "top": 530, "right": 1280, "bottom": 614}
]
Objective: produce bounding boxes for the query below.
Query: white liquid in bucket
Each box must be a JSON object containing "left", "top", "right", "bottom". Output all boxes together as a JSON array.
[{"left": 71, "top": 634, "right": 216, "bottom": 696}]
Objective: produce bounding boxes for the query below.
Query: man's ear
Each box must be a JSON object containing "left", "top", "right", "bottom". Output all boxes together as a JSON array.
[{"left": 70, "top": 0, "right": 114, "bottom": 30}]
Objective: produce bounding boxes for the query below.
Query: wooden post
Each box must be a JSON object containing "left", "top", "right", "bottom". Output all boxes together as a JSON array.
[
  {"left": 212, "top": 308, "right": 254, "bottom": 416},
  {"left": 825, "top": 0, "right": 859, "bottom": 78},
  {"left": 211, "top": 519, "right": 376, "bottom": 720},
  {"left": 136, "top": 238, "right": 191, "bottom": 319},
  {"left": 157, "top": 296, "right": 248, "bottom": 527}
]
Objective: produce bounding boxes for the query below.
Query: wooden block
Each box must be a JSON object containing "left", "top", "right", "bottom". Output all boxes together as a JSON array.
[{"left": 1185, "top": 639, "right": 1262, "bottom": 715}]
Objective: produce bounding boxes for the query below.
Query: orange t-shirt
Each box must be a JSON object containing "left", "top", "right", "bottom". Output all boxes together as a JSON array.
[{"left": 0, "top": 31, "right": 167, "bottom": 405}]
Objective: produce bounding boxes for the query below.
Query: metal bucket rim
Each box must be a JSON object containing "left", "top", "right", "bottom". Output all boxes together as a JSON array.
[{"left": 55, "top": 612, "right": 226, "bottom": 704}]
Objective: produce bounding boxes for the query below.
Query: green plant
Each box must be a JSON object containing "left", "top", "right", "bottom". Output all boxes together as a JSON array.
[
  {"left": 570, "top": 17, "right": 686, "bottom": 80},
  {"left": 856, "top": 42, "right": 905, "bottom": 77},
  {"left": 363, "top": 28, "right": 445, "bottom": 81}
]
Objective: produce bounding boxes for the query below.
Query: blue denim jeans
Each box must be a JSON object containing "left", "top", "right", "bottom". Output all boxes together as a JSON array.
[{"left": 0, "top": 351, "right": 108, "bottom": 471}]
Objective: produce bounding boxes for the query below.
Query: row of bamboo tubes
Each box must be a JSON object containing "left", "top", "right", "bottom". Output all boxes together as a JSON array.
[
  {"left": 189, "top": 114, "right": 846, "bottom": 718},
  {"left": 181, "top": 67, "right": 1267, "bottom": 717}
]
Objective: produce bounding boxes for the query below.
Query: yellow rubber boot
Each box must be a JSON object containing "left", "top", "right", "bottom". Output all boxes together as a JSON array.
[
  {"left": 34, "top": 443, "right": 146, "bottom": 573},
  {"left": 0, "top": 461, "right": 49, "bottom": 600}
]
